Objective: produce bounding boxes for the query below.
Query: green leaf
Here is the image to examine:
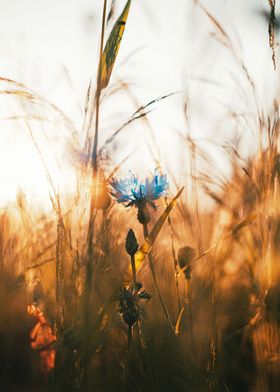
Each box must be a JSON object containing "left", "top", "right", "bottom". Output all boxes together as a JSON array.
[{"left": 98, "top": 0, "right": 131, "bottom": 90}]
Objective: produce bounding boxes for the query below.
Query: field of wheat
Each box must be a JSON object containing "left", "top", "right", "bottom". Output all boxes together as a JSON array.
[{"left": 0, "top": 1, "right": 280, "bottom": 391}]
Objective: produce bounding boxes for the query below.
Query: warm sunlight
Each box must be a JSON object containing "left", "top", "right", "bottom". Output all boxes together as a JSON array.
[
  {"left": 1, "top": 1, "right": 280, "bottom": 392},
  {"left": 0, "top": 121, "right": 77, "bottom": 208}
]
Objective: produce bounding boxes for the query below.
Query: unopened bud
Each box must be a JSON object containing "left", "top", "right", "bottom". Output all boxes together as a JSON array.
[{"left": 125, "top": 229, "right": 139, "bottom": 256}]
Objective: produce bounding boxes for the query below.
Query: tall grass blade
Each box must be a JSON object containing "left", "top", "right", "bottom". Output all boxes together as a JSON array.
[
  {"left": 268, "top": 0, "right": 277, "bottom": 70},
  {"left": 134, "top": 187, "right": 185, "bottom": 273}
]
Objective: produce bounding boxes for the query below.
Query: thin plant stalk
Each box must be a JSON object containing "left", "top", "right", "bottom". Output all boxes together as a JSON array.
[
  {"left": 142, "top": 222, "right": 174, "bottom": 333},
  {"left": 185, "top": 279, "right": 195, "bottom": 355},
  {"left": 122, "top": 252, "right": 137, "bottom": 391},
  {"left": 56, "top": 198, "right": 65, "bottom": 334},
  {"left": 122, "top": 324, "right": 133, "bottom": 391},
  {"left": 129, "top": 237, "right": 153, "bottom": 385},
  {"left": 165, "top": 201, "right": 181, "bottom": 315},
  {"left": 207, "top": 241, "right": 220, "bottom": 391},
  {"left": 130, "top": 254, "right": 137, "bottom": 292},
  {"left": 87, "top": 0, "right": 107, "bottom": 250},
  {"left": 190, "top": 138, "right": 203, "bottom": 254},
  {"left": 83, "top": 1, "right": 107, "bottom": 389}
]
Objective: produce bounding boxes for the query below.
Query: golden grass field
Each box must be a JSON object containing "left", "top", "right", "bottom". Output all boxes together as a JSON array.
[{"left": 0, "top": 1, "right": 280, "bottom": 391}]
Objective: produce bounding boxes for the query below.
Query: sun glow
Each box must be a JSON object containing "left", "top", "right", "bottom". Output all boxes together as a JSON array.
[{"left": 0, "top": 121, "right": 77, "bottom": 209}]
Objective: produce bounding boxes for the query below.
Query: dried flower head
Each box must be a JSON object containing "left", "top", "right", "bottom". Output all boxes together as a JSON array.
[{"left": 116, "top": 285, "right": 151, "bottom": 326}]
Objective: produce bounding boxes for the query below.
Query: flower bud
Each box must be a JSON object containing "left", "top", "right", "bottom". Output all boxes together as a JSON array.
[
  {"left": 125, "top": 229, "right": 139, "bottom": 256},
  {"left": 137, "top": 204, "right": 151, "bottom": 225}
]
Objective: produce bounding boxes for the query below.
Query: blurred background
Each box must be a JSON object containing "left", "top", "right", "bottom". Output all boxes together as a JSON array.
[
  {"left": 0, "top": 0, "right": 278, "bottom": 204},
  {"left": 1, "top": 2, "right": 280, "bottom": 392}
]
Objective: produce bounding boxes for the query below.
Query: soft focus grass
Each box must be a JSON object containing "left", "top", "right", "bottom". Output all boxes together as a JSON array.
[{"left": 0, "top": 2, "right": 280, "bottom": 392}]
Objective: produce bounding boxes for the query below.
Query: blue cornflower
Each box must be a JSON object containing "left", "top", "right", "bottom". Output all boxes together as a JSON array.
[{"left": 110, "top": 170, "right": 169, "bottom": 209}]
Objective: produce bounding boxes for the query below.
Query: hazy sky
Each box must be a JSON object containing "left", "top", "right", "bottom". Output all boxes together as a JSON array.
[{"left": 0, "top": 0, "right": 279, "bottom": 206}]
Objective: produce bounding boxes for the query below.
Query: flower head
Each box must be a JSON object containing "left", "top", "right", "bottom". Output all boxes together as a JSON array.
[
  {"left": 116, "top": 284, "right": 151, "bottom": 326},
  {"left": 110, "top": 170, "right": 169, "bottom": 209}
]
